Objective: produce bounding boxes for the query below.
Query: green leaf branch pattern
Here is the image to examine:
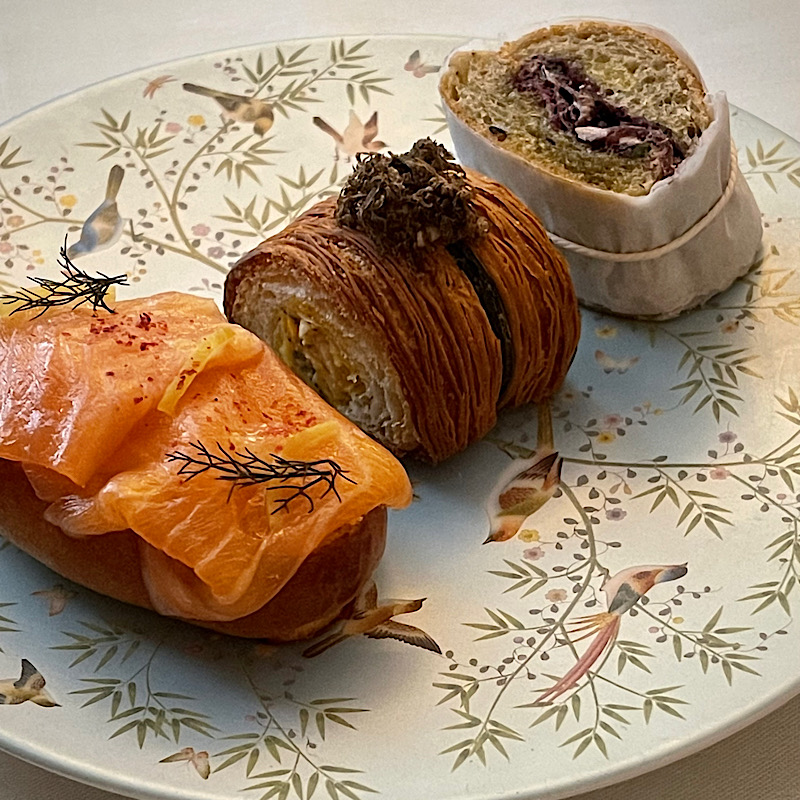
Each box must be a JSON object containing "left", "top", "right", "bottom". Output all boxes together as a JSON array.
[
  {"left": 737, "top": 388, "right": 800, "bottom": 617},
  {"left": 0, "top": 539, "right": 20, "bottom": 653},
  {"left": 0, "top": 602, "right": 19, "bottom": 652},
  {"left": 667, "top": 334, "right": 760, "bottom": 422},
  {"left": 214, "top": 163, "right": 343, "bottom": 240},
  {"left": 423, "top": 104, "right": 449, "bottom": 136},
  {"left": 741, "top": 139, "right": 800, "bottom": 193},
  {"left": 210, "top": 657, "right": 376, "bottom": 800},
  {"left": 0, "top": 40, "right": 391, "bottom": 281},
  {"left": 712, "top": 245, "right": 800, "bottom": 326},
  {"left": 659, "top": 246, "right": 800, "bottom": 420},
  {"left": 0, "top": 143, "right": 80, "bottom": 248},
  {"left": 439, "top": 415, "right": 799, "bottom": 766},
  {"left": 53, "top": 622, "right": 216, "bottom": 748},
  {"left": 529, "top": 389, "right": 800, "bottom": 541},
  {"left": 0, "top": 138, "right": 32, "bottom": 171},
  {"left": 76, "top": 109, "right": 269, "bottom": 272},
  {"left": 437, "top": 485, "right": 613, "bottom": 766},
  {"left": 577, "top": 245, "right": 800, "bottom": 427},
  {"left": 639, "top": 604, "right": 768, "bottom": 686},
  {"left": 49, "top": 622, "right": 375, "bottom": 796},
  {"left": 219, "top": 40, "right": 391, "bottom": 114}
]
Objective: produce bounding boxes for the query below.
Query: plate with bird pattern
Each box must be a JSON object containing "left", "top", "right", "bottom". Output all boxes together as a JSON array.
[{"left": 1, "top": 34, "right": 800, "bottom": 800}]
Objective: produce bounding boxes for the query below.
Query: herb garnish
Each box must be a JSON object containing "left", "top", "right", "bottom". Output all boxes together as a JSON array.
[
  {"left": 335, "top": 137, "right": 488, "bottom": 258},
  {"left": 0, "top": 242, "right": 128, "bottom": 318},
  {"left": 166, "top": 441, "right": 354, "bottom": 514}
]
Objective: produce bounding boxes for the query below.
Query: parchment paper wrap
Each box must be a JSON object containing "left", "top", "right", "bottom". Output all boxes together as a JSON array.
[{"left": 440, "top": 22, "right": 764, "bottom": 319}]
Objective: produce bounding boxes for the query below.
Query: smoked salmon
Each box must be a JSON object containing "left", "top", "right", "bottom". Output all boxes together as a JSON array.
[{"left": 0, "top": 292, "right": 412, "bottom": 623}]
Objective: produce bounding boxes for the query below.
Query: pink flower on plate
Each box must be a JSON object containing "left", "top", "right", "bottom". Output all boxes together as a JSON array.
[
  {"left": 6, "top": 215, "right": 24, "bottom": 228},
  {"left": 545, "top": 588, "right": 567, "bottom": 603},
  {"left": 603, "top": 413, "right": 624, "bottom": 428},
  {"left": 605, "top": 507, "right": 627, "bottom": 521},
  {"left": 709, "top": 466, "right": 730, "bottom": 480},
  {"left": 718, "top": 430, "right": 737, "bottom": 444},
  {"left": 166, "top": 121, "right": 182, "bottom": 133},
  {"left": 0, "top": 241, "right": 13, "bottom": 254},
  {"left": 192, "top": 223, "right": 211, "bottom": 237},
  {"left": 207, "top": 245, "right": 225, "bottom": 259},
  {"left": 523, "top": 546, "right": 545, "bottom": 562}
]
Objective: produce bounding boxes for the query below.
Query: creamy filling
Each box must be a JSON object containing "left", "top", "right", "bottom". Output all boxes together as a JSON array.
[{"left": 274, "top": 309, "right": 417, "bottom": 453}]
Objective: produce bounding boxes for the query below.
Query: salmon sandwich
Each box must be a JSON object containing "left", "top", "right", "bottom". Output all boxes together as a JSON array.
[{"left": 0, "top": 286, "right": 411, "bottom": 640}]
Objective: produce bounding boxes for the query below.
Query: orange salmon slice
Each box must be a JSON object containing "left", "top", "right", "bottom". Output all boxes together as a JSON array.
[
  {"left": 0, "top": 293, "right": 262, "bottom": 486},
  {"left": 1, "top": 293, "right": 411, "bottom": 621}
]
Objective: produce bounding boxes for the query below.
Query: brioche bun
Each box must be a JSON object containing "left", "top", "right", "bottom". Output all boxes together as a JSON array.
[{"left": 0, "top": 459, "right": 386, "bottom": 640}]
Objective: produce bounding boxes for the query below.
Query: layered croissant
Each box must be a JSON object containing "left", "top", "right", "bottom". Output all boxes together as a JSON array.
[{"left": 225, "top": 140, "right": 580, "bottom": 461}]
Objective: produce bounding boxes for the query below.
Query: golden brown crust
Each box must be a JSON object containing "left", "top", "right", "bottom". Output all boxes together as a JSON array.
[
  {"left": 0, "top": 459, "right": 386, "bottom": 640},
  {"left": 226, "top": 198, "right": 503, "bottom": 462},
  {"left": 225, "top": 171, "right": 579, "bottom": 461},
  {"left": 466, "top": 169, "right": 580, "bottom": 406}
]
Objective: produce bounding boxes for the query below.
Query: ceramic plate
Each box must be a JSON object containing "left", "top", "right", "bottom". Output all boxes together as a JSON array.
[{"left": 1, "top": 34, "right": 799, "bottom": 800}]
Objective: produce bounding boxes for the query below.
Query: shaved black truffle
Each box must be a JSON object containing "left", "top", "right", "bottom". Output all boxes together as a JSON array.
[{"left": 335, "top": 138, "right": 488, "bottom": 258}]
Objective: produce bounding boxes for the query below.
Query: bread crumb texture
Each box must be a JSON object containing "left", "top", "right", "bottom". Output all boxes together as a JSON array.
[{"left": 447, "top": 22, "right": 711, "bottom": 194}]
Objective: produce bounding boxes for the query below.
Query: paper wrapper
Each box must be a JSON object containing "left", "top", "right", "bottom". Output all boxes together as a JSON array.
[{"left": 440, "top": 22, "right": 764, "bottom": 319}]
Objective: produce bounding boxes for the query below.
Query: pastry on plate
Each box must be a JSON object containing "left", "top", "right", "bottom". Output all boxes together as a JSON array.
[
  {"left": 225, "top": 139, "right": 580, "bottom": 462},
  {"left": 0, "top": 289, "right": 411, "bottom": 640},
  {"left": 439, "top": 19, "right": 763, "bottom": 318}
]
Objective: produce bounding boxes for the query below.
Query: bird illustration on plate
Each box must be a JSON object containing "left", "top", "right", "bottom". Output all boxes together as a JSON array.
[
  {"left": 537, "top": 563, "right": 688, "bottom": 704},
  {"left": 160, "top": 746, "right": 210, "bottom": 779},
  {"left": 485, "top": 402, "right": 562, "bottom": 543},
  {"left": 182, "top": 82, "right": 274, "bottom": 136},
  {"left": 302, "top": 580, "right": 440, "bottom": 658},
  {"left": 0, "top": 659, "right": 59, "bottom": 707},
  {"left": 66, "top": 164, "right": 126, "bottom": 260},
  {"left": 312, "top": 111, "right": 386, "bottom": 161}
]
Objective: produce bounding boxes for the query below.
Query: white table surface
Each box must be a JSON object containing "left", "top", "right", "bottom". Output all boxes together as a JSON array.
[{"left": 1, "top": 2, "right": 799, "bottom": 799}]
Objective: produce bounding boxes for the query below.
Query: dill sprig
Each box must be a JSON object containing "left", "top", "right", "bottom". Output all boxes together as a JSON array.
[
  {"left": 0, "top": 242, "right": 128, "bottom": 318},
  {"left": 166, "top": 440, "right": 355, "bottom": 514}
]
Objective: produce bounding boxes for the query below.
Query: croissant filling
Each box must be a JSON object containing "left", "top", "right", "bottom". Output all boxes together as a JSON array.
[
  {"left": 225, "top": 140, "right": 581, "bottom": 461},
  {"left": 248, "top": 295, "right": 418, "bottom": 454}
]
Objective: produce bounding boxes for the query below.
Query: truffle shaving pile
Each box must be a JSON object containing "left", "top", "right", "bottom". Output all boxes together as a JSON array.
[{"left": 335, "top": 138, "right": 488, "bottom": 256}]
